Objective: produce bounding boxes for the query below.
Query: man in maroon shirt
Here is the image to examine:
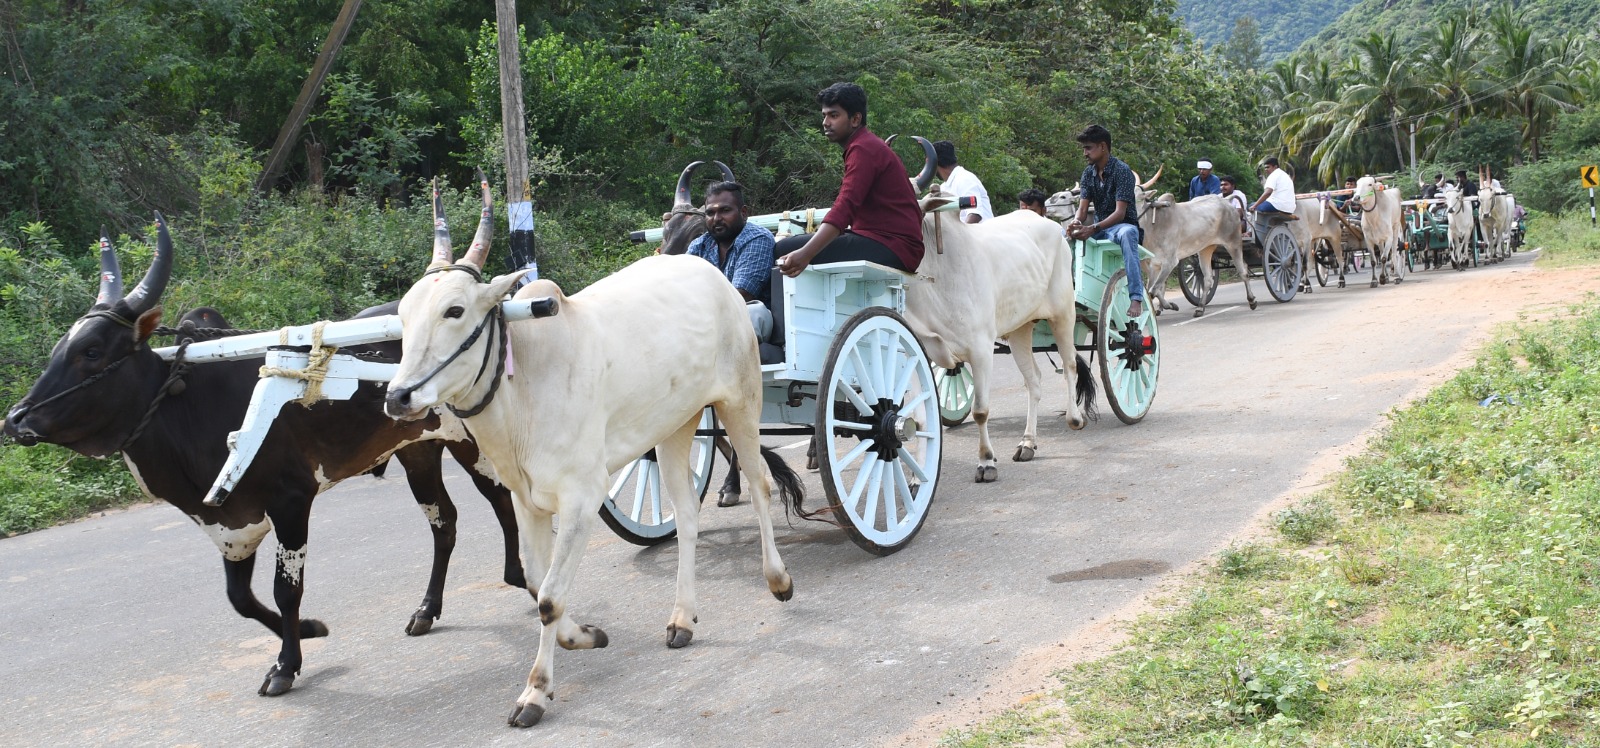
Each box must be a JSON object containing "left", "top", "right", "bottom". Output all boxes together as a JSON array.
[{"left": 775, "top": 82, "right": 928, "bottom": 277}]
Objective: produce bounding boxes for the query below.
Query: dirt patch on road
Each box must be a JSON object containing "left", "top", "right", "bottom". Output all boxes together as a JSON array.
[{"left": 888, "top": 255, "right": 1600, "bottom": 747}]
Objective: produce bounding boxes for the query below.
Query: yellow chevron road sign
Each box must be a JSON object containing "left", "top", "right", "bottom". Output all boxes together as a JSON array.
[{"left": 1583, "top": 165, "right": 1599, "bottom": 189}]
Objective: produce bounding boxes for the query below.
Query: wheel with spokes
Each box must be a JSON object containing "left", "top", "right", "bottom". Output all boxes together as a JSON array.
[
  {"left": 598, "top": 407, "right": 716, "bottom": 545},
  {"left": 1097, "top": 269, "right": 1160, "bottom": 425},
  {"left": 1312, "top": 242, "right": 1330, "bottom": 287},
  {"left": 1176, "top": 254, "right": 1217, "bottom": 308},
  {"left": 933, "top": 363, "right": 974, "bottom": 427},
  {"left": 1262, "top": 225, "right": 1301, "bottom": 303},
  {"left": 816, "top": 308, "right": 942, "bottom": 556}
]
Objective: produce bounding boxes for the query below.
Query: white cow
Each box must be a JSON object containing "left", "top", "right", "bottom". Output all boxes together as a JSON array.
[
  {"left": 1351, "top": 176, "right": 1406, "bottom": 286},
  {"left": 1292, "top": 196, "right": 1358, "bottom": 288},
  {"left": 906, "top": 190, "right": 1097, "bottom": 483},
  {"left": 1443, "top": 187, "right": 1475, "bottom": 270},
  {"left": 384, "top": 187, "right": 800, "bottom": 728},
  {"left": 1139, "top": 193, "right": 1256, "bottom": 316},
  {"left": 1481, "top": 188, "right": 1512, "bottom": 263}
]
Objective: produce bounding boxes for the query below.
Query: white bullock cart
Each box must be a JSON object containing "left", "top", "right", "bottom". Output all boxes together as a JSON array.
[{"left": 619, "top": 199, "right": 980, "bottom": 555}]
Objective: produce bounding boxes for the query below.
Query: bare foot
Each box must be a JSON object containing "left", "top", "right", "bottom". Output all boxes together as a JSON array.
[{"left": 1127, "top": 299, "right": 1143, "bottom": 318}]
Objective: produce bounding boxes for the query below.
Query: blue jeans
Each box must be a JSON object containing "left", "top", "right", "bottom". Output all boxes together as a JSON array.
[{"left": 1093, "top": 222, "right": 1144, "bottom": 302}]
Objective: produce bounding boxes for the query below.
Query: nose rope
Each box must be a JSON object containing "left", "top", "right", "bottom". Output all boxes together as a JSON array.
[{"left": 391, "top": 296, "right": 508, "bottom": 418}]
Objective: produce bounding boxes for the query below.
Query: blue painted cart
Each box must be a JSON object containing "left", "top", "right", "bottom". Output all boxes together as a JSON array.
[
  {"left": 934, "top": 237, "right": 1161, "bottom": 426},
  {"left": 607, "top": 207, "right": 970, "bottom": 555}
]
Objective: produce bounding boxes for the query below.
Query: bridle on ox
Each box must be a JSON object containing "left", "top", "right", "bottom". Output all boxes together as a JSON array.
[
  {"left": 393, "top": 265, "right": 508, "bottom": 418},
  {"left": 14, "top": 309, "right": 193, "bottom": 451}
]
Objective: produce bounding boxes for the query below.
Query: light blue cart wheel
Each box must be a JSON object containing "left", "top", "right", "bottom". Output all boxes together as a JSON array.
[
  {"left": 932, "top": 363, "right": 975, "bottom": 427},
  {"left": 598, "top": 408, "right": 716, "bottom": 546},
  {"left": 817, "top": 308, "right": 942, "bottom": 556},
  {"left": 1097, "top": 269, "right": 1160, "bottom": 425}
]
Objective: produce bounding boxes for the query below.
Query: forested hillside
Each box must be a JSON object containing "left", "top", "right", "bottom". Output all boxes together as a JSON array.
[
  {"left": 1178, "top": 0, "right": 1357, "bottom": 61},
  {"left": 1303, "top": 0, "right": 1600, "bottom": 55}
]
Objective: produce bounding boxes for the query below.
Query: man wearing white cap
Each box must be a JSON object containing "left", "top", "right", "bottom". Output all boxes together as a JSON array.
[{"left": 1189, "top": 160, "right": 1220, "bottom": 200}]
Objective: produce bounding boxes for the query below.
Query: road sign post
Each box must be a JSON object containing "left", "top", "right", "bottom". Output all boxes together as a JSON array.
[{"left": 1583, "top": 165, "right": 1598, "bottom": 227}]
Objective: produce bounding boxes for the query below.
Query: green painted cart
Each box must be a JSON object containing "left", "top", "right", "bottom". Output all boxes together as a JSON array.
[{"left": 935, "top": 236, "right": 1160, "bottom": 426}]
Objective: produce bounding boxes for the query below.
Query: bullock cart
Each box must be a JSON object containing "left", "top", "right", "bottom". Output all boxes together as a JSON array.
[
  {"left": 1402, "top": 198, "right": 1467, "bottom": 270},
  {"left": 931, "top": 235, "right": 1161, "bottom": 427},
  {"left": 616, "top": 199, "right": 980, "bottom": 555},
  {"left": 1175, "top": 211, "right": 1304, "bottom": 307}
]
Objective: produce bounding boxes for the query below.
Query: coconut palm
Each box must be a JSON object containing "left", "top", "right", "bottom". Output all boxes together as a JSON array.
[
  {"left": 1485, "top": 3, "right": 1580, "bottom": 160},
  {"left": 1305, "top": 31, "right": 1429, "bottom": 182}
]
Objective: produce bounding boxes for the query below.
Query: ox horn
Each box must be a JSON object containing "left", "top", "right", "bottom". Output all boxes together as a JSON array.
[
  {"left": 123, "top": 212, "right": 172, "bottom": 315},
  {"left": 1140, "top": 164, "right": 1164, "bottom": 190},
  {"left": 713, "top": 160, "right": 735, "bottom": 184},
  {"left": 911, "top": 136, "right": 937, "bottom": 192},
  {"left": 94, "top": 225, "right": 123, "bottom": 309},
  {"left": 429, "top": 177, "right": 453, "bottom": 268},
  {"left": 459, "top": 169, "right": 494, "bottom": 270},
  {"left": 674, "top": 160, "right": 706, "bottom": 206}
]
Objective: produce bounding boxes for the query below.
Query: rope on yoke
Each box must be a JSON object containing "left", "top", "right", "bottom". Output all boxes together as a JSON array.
[
  {"left": 121, "top": 340, "right": 192, "bottom": 450},
  {"left": 258, "top": 320, "right": 336, "bottom": 404}
]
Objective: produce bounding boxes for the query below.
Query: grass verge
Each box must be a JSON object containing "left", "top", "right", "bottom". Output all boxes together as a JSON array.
[
  {"left": 1533, "top": 211, "right": 1600, "bottom": 268},
  {"left": 0, "top": 443, "right": 140, "bottom": 536},
  {"left": 941, "top": 298, "right": 1600, "bottom": 747}
]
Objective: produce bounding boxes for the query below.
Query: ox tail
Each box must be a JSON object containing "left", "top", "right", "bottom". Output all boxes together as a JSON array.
[
  {"left": 759, "top": 446, "right": 816, "bottom": 523},
  {"left": 1075, "top": 354, "right": 1099, "bottom": 422}
]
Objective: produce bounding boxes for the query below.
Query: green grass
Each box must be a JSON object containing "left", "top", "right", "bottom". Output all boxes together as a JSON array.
[
  {"left": 0, "top": 444, "right": 140, "bottom": 536},
  {"left": 941, "top": 295, "right": 1600, "bottom": 746},
  {"left": 1533, "top": 211, "right": 1600, "bottom": 268}
]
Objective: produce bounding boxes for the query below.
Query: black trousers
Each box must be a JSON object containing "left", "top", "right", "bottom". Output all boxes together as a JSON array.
[{"left": 768, "top": 232, "right": 907, "bottom": 347}]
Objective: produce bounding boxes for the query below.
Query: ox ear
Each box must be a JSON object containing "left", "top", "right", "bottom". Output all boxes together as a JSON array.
[
  {"left": 486, "top": 269, "right": 531, "bottom": 301},
  {"left": 1153, "top": 194, "right": 1176, "bottom": 209},
  {"left": 133, "top": 306, "right": 162, "bottom": 344}
]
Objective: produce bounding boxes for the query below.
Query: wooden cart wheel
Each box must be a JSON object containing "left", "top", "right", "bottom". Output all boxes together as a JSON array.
[
  {"left": 1097, "top": 269, "right": 1160, "bottom": 425},
  {"left": 816, "top": 308, "right": 942, "bottom": 556},
  {"left": 1176, "top": 254, "right": 1218, "bottom": 308},
  {"left": 933, "top": 363, "right": 974, "bottom": 427},
  {"left": 1312, "top": 241, "right": 1330, "bottom": 287},
  {"left": 1262, "top": 225, "right": 1301, "bottom": 303},
  {"left": 599, "top": 407, "right": 716, "bottom": 546}
]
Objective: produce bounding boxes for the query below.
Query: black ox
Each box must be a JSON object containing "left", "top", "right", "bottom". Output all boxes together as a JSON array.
[{"left": 3, "top": 215, "right": 526, "bottom": 697}]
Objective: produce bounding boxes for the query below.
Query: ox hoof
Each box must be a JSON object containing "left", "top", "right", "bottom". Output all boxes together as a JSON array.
[
  {"left": 405, "top": 610, "right": 436, "bottom": 636},
  {"left": 667, "top": 624, "right": 695, "bottom": 649},
  {"left": 1013, "top": 445, "right": 1036, "bottom": 462},
  {"left": 1248, "top": 299, "right": 1259, "bottom": 310},
  {"left": 300, "top": 619, "right": 330, "bottom": 638},
  {"left": 584, "top": 624, "right": 609, "bottom": 649},
  {"left": 771, "top": 575, "right": 794, "bottom": 602},
  {"left": 1369, "top": 281, "right": 1378, "bottom": 288},
  {"left": 1338, "top": 281, "right": 1346, "bottom": 288},
  {"left": 975, "top": 465, "right": 998, "bottom": 483},
  {"left": 716, "top": 491, "right": 741, "bottom": 508},
  {"left": 508, "top": 702, "right": 545, "bottom": 728},
  {"left": 805, "top": 454, "right": 818, "bottom": 471},
  {"left": 1193, "top": 308, "right": 1205, "bottom": 318},
  {"left": 257, "top": 664, "right": 295, "bottom": 697}
]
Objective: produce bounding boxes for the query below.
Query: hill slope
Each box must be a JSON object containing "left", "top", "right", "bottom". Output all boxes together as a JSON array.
[
  {"left": 1302, "top": 0, "right": 1600, "bottom": 54},
  {"left": 1178, "top": 0, "right": 1358, "bottom": 61}
]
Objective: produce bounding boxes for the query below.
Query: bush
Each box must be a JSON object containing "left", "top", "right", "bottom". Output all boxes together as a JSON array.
[{"left": 1507, "top": 148, "right": 1600, "bottom": 214}]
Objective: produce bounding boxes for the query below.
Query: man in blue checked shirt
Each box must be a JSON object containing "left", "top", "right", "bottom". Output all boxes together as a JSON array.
[{"left": 684, "top": 181, "right": 775, "bottom": 340}]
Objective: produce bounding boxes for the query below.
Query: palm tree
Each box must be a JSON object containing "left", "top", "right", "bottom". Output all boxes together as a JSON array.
[
  {"left": 1416, "top": 8, "right": 1487, "bottom": 158},
  {"left": 1486, "top": 3, "right": 1579, "bottom": 161},
  {"left": 1306, "top": 31, "right": 1428, "bottom": 182}
]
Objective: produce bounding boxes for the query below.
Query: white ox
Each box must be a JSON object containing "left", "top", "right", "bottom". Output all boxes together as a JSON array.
[
  {"left": 1138, "top": 193, "right": 1256, "bottom": 316},
  {"left": 1443, "top": 187, "right": 1476, "bottom": 270},
  {"left": 383, "top": 194, "right": 800, "bottom": 728},
  {"left": 1292, "top": 196, "right": 1359, "bottom": 288},
  {"left": 1351, "top": 176, "right": 1406, "bottom": 286},
  {"left": 1481, "top": 188, "right": 1512, "bottom": 263},
  {"left": 906, "top": 190, "right": 1096, "bottom": 483}
]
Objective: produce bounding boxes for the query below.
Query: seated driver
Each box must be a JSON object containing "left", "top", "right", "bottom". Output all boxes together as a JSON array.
[
  {"left": 774, "top": 82, "right": 926, "bottom": 277},
  {"left": 682, "top": 181, "right": 775, "bottom": 340},
  {"left": 1066, "top": 124, "right": 1146, "bottom": 318}
]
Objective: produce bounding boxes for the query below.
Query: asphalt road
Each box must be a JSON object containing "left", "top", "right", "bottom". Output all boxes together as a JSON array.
[{"left": 0, "top": 249, "right": 1569, "bottom": 747}]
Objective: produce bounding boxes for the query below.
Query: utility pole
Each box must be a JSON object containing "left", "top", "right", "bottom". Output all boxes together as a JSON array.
[
  {"left": 495, "top": 0, "right": 536, "bottom": 280},
  {"left": 255, "top": 0, "right": 364, "bottom": 193},
  {"left": 1409, "top": 120, "right": 1417, "bottom": 185}
]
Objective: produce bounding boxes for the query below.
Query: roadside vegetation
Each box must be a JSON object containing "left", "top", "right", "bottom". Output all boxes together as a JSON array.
[{"left": 940, "top": 293, "right": 1600, "bottom": 745}]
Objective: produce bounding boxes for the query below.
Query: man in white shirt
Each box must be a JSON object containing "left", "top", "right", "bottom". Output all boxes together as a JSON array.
[{"left": 932, "top": 140, "right": 994, "bottom": 223}]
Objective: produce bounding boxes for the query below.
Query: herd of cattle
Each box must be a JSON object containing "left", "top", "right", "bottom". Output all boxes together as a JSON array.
[{"left": 0, "top": 146, "right": 1520, "bottom": 728}]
